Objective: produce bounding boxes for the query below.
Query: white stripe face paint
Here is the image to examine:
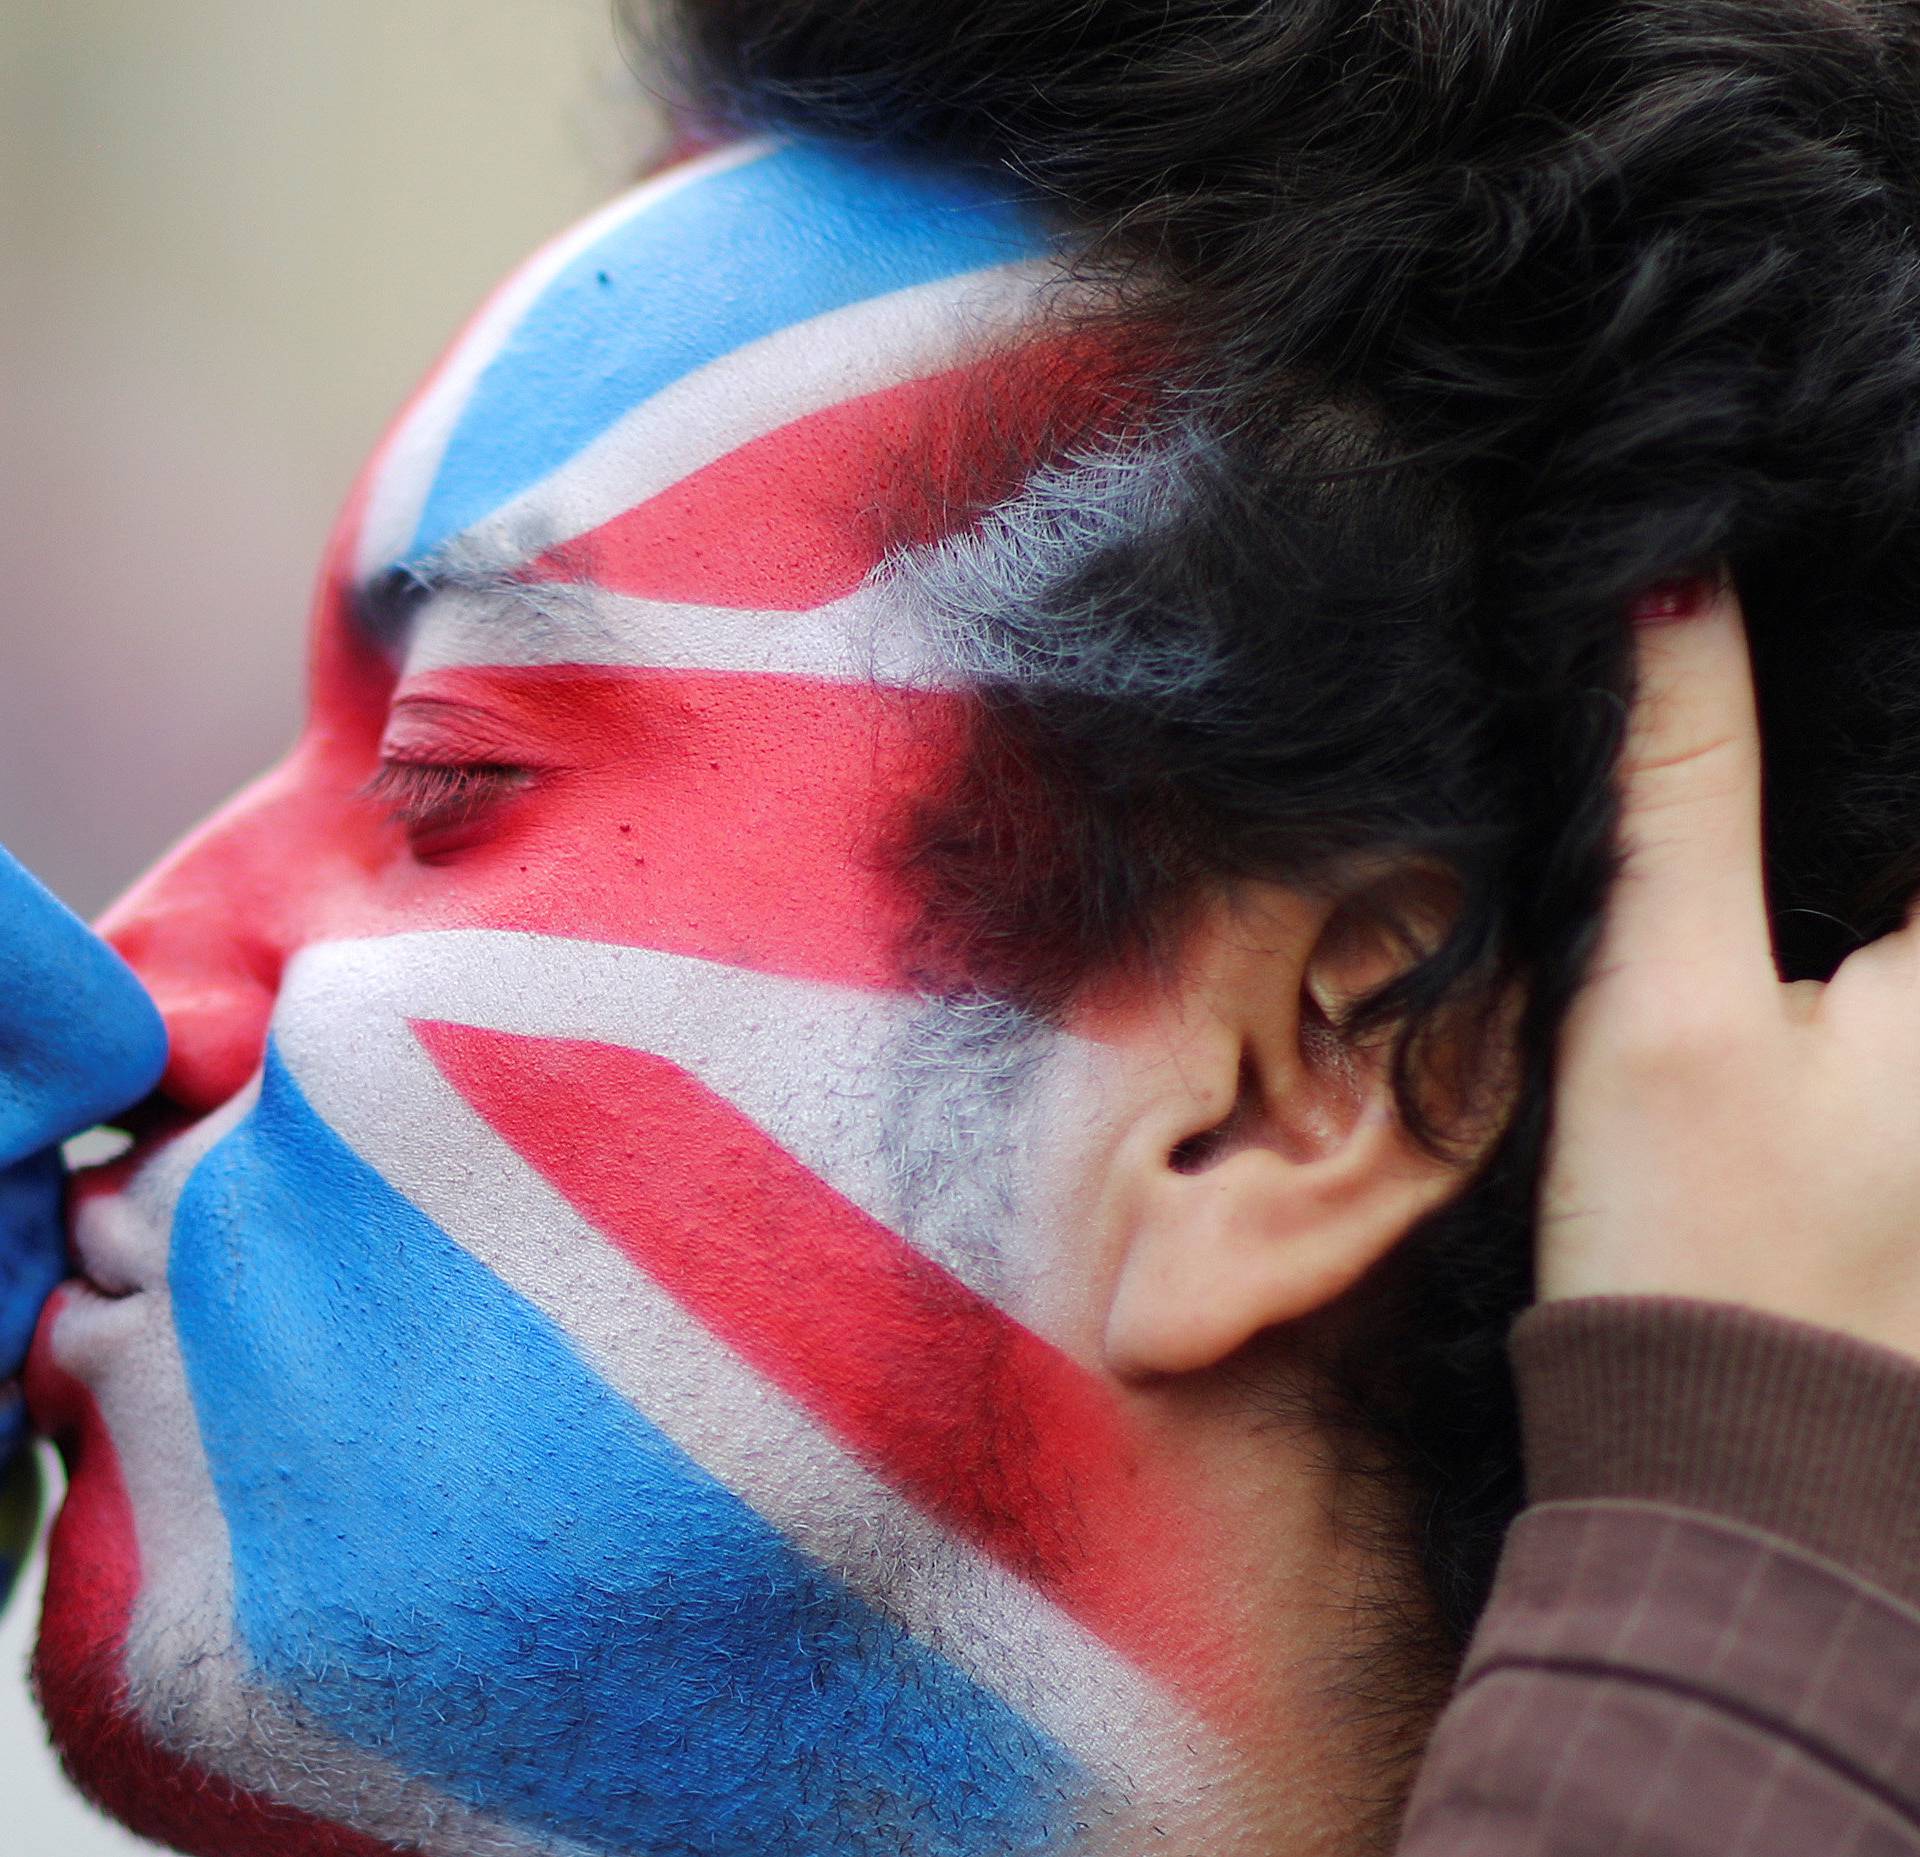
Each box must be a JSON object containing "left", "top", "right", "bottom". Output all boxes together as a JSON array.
[
  {"left": 352, "top": 141, "right": 773, "bottom": 588},
  {"left": 429, "top": 261, "right": 1068, "bottom": 587},
  {"left": 397, "top": 582, "right": 960, "bottom": 687},
  {"left": 272, "top": 936, "right": 1214, "bottom": 1794},
  {"left": 276, "top": 931, "right": 1058, "bottom": 1309}
]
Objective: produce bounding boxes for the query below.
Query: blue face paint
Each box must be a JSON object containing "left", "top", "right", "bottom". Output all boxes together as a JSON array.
[
  {"left": 408, "top": 141, "right": 1038, "bottom": 565},
  {"left": 0, "top": 847, "right": 166, "bottom": 1599},
  {"left": 0, "top": 847, "right": 167, "bottom": 1166},
  {"left": 0, "top": 1153, "right": 65, "bottom": 1450},
  {"left": 169, "top": 1046, "right": 1078, "bottom": 1857}
]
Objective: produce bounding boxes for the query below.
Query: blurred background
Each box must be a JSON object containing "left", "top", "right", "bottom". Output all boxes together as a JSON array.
[{"left": 1, "top": 2, "right": 660, "bottom": 1846}]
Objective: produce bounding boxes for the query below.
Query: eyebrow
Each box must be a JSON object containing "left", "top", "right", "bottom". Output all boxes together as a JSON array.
[
  {"left": 355, "top": 562, "right": 437, "bottom": 650},
  {"left": 355, "top": 556, "right": 588, "bottom": 655}
]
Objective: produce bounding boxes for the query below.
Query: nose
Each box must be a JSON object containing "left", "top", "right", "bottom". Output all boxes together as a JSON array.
[
  {"left": 98, "top": 753, "right": 336, "bottom": 1117},
  {"left": 0, "top": 849, "right": 166, "bottom": 1159}
]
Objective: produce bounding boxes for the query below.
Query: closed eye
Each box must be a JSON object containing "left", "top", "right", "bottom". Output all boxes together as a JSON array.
[{"left": 361, "top": 758, "right": 531, "bottom": 845}]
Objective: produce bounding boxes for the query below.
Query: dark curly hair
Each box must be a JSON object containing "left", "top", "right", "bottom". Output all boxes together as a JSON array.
[{"left": 637, "top": 0, "right": 1920, "bottom": 1699}]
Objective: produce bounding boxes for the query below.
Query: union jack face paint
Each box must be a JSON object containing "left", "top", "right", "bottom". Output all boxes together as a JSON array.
[{"left": 27, "top": 142, "right": 1256, "bottom": 1857}]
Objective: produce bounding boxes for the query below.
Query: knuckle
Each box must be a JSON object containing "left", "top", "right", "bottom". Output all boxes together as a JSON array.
[
  {"left": 1624, "top": 730, "right": 1751, "bottom": 786},
  {"left": 1621, "top": 733, "right": 1757, "bottom": 818}
]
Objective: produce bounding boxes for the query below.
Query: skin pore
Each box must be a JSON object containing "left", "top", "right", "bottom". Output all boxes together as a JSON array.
[{"left": 26, "top": 142, "right": 1465, "bottom": 1857}]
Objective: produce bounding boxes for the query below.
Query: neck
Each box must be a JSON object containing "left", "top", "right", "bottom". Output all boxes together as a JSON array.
[{"left": 1112, "top": 1364, "right": 1446, "bottom": 1856}]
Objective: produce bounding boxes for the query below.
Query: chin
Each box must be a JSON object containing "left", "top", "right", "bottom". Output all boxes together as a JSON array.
[{"left": 28, "top": 1302, "right": 398, "bottom": 1857}]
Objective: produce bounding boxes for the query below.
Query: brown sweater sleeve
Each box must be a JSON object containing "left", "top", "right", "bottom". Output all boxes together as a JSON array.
[{"left": 1398, "top": 1298, "right": 1920, "bottom": 1855}]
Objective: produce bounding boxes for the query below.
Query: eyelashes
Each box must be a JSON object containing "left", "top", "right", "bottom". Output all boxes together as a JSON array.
[{"left": 362, "top": 758, "right": 531, "bottom": 846}]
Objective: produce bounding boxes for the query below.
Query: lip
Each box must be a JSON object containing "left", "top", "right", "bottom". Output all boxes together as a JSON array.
[
  {"left": 32, "top": 1181, "right": 170, "bottom": 1432},
  {"left": 23, "top": 1284, "right": 92, "bottom": 1445},
  {"left": 63, "top": 1121, "right": 190, "bottom": 1300},
  {"left": 60, "top": 1098, "right": 202, "bottom": 1298},
  {"left": 66, "top": 1184, "right": 150, "bottom": 1300}
]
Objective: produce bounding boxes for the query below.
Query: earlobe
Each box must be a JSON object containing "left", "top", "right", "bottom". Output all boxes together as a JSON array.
[
  {"left": 1097, "top": 882, "right": 1469, "bottom": 1382},
  {"left": 1104, "top": 1109, "right": 1456, "bottom": 1377}
]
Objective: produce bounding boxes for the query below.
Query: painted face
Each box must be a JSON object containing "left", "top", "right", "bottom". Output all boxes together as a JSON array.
[
  {"left": 28, "top": 143, "right": 1247, "bottom": 1857},
  {"left": 0, "top": 848, "right": 165, "bottom": 1600}
]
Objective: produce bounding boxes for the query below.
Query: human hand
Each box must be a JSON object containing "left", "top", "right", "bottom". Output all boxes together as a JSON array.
[
  {"left": 0, "top": 848, "right": 165, "bottom": 1607},
  {"left": 1541, "top": 576, "right": 1920, "bottom": 1361}
]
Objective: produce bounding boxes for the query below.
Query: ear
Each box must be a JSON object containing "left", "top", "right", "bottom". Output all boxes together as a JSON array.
[{"left": 1102, "top": 875, "right": 1472, "bottom": 1379}]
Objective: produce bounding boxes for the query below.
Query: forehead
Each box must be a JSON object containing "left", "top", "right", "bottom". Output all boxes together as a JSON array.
[{"left": 352, "top": 141, "right": 1054, "bottom": 604}]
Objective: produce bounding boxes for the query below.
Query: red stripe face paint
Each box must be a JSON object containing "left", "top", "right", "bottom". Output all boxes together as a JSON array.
[
  {"left": 413, "top": 1021, "right": 1246, "bottom": 1706},
  {"left": 34, "top": 141, "right": 1261, "bottom": 1857},
  {"left": 361, "top": 662, "right": 968, "bottom": 990}
]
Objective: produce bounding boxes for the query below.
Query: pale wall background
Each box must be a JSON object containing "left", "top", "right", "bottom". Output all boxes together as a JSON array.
[{"left": 0, "top": 3, "right": 660, "bottom": 1848}]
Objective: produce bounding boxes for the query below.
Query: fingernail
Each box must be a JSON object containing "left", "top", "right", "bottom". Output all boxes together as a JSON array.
[{"left": 1629, "top": 573, "right": 1719, "bottom": 625}]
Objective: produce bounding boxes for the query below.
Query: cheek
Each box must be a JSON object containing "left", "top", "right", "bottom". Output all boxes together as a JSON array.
[
  {"left": 79, "top": 882, "right": 1248, "bottom": 1842},
  {"left": 161, "top": 1027, "right": 1084, "bottom": 1854}
]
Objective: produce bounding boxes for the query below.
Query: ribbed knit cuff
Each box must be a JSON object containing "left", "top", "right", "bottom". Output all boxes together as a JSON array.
[{"left": 1512, "top": 1296, "right": 1920, "bottom": 1613}]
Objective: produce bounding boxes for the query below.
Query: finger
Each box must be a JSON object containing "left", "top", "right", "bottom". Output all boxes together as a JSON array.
[{"left": 1598, "top": 572, "right": 1774, "bottom": 992}]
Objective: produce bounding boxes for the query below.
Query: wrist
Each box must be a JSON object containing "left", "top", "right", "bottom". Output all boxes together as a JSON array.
[{"left": 1513, "top": 1294, "right": 1920, "bottom": 1608}]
